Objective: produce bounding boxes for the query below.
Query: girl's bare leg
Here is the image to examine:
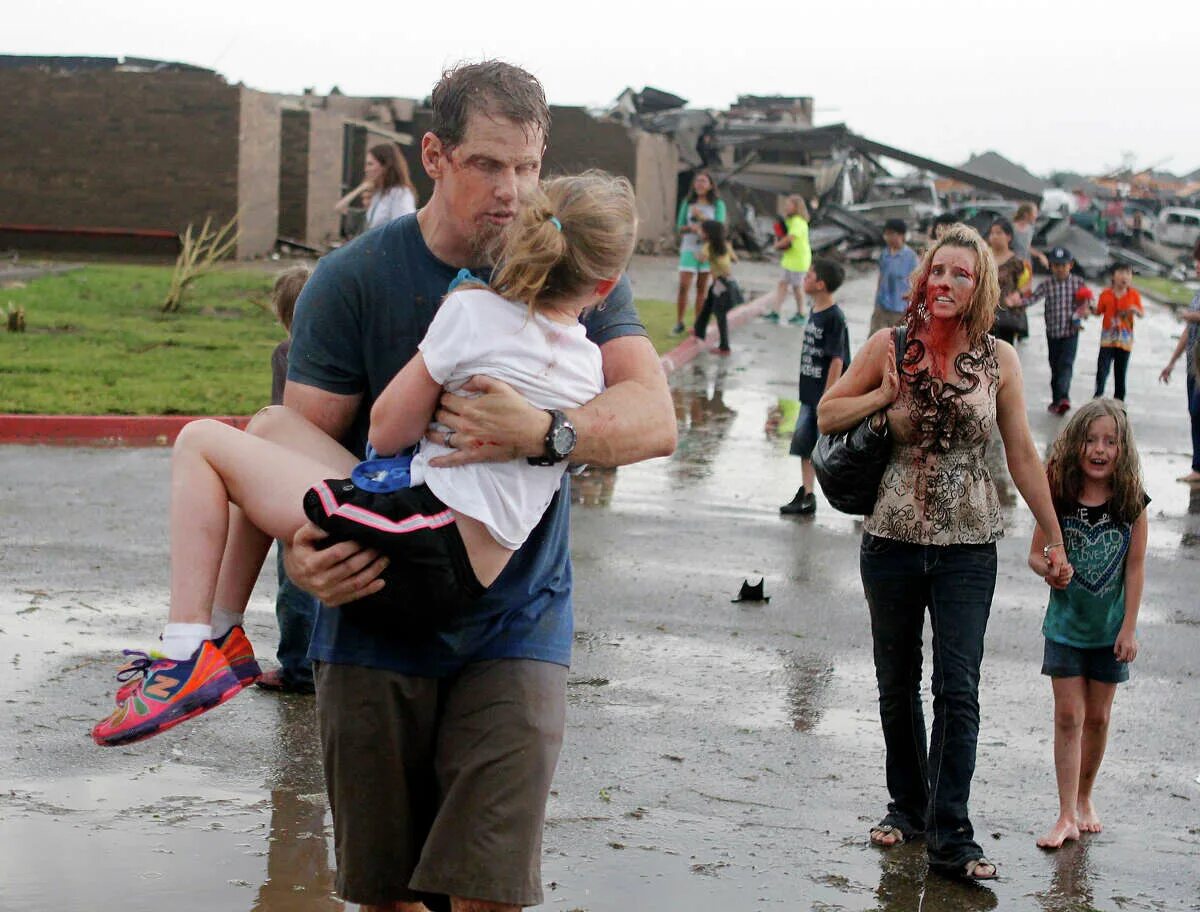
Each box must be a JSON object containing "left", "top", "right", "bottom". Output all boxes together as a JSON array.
[
  {"left": 676, "top": 271, "right": 694, "bottom": 324},
  {"left": 1076, "top": 678, "right": 1118, "bottom": 833},
  {"left": 210, "top": 407, "right": 358, "bottom": 615},
  {"left": 168, "top": 417, "right": 353, "bottom": 625},
  {"left": 1037, "top": 676, "right": 1084, "bottom": 849}
]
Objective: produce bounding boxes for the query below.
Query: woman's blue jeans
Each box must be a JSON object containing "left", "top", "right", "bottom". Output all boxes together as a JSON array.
[{"left": 860, "top": 533, "right": 997, "bottom": 871}]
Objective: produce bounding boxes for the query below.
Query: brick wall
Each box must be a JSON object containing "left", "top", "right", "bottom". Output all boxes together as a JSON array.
[
  {"left": 0, "top": 67, "right": 240, "bottom": 235},
  {"left": 278, "top": 109, "right": 310, "bottom": 240},
  {"left": 305, "top": 109, "right": 344, "bottom": 246},
  {"left": 236, "top": 88, "right": 281, "bottom": 258}
]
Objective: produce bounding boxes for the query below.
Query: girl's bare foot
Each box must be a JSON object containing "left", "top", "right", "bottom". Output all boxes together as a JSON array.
[
  {"left": 1036, "top": 816, "right": 1080, "bottom": 849},
  {"left": 1076, "top": 798, "right": 1102, "bottom": 833},
  {"left": 1177, "top": 471, "right": 1200, "bottom": 484}
]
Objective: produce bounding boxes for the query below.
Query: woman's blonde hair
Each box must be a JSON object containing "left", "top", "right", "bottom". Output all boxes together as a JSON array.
[
  {"left": 906, "top": 223, "right": 999, "bottom": 347},
  {"left": 489, "top": 171, "right": 637, "bottom": 313},
  {"left": 1046, "top": 398, "right": 1145, "bottom": 525}
]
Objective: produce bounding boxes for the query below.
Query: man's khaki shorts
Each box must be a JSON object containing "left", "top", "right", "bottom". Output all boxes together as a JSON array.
[{"left": 315, "top": 658, "right": 567, "bottom": 908}]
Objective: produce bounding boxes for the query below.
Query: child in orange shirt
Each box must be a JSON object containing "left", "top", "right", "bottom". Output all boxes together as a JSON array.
[{"left": 1093, "top": 264, "right": 1143, "bottom": 401}]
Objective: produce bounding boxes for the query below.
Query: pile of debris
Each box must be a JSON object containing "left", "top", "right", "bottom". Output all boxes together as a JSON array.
[{"left": 603, "top": 87, "right": 1197, "bottom": 278}]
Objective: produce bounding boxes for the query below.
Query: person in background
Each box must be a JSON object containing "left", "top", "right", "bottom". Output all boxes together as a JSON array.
[
  {"left": 259, "top": 266, "right": 319, "bottom": 693},
  {"left": 1092, "top": 264, "right": 1143, "bottom": 401},
  {"left": 335, "top": 142, "right": 418, "bottom": 233},
  {"left": 674, "top": 170, "right": 725, "bottom": 335},
  {"left": 870, "top": 218, "right": 919, "bottom": 337},
  {"left": 780, "top": 258, "right": 848, "bottom": 516},
  {"left": 692, "top": 219, "right": 738, "bottom": 354},
  {"left": 987, "top": 217, "right": 1031, "bottom": 345},
  {"left": 1031, "top": 246, "right": 1093, "bottom": 414},
  {"left": 764, "top": 195, "right": 812, "bottom": 325},
  {"left": 930, "top": 212, "right": 959, "bottom": 242},
  {"left": 1012, "top": 203, "right": 1049, "bottom": 271},
  {"left": 1158, "top": 238, "right": 1200, "bottom": 483}
]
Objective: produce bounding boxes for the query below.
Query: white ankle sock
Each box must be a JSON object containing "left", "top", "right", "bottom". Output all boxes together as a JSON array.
[
  {"left": 210, "top": 607, "right": 243, "bottom": 639},
  {"left": 160, "top": 622, "right": 213, "bottom": 661}
]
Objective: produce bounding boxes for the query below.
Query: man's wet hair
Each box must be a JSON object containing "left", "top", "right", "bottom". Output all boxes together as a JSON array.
[
  {"left": 430, "top": 60, "right": 551, "bottom": 149},
  {"left": 810, "top": 257, "right": 845, "bottom": 293}
]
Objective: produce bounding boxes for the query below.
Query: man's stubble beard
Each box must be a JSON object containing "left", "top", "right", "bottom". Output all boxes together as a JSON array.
[{"left": 465, "top": 219, "right": 513, "bottom": 264}]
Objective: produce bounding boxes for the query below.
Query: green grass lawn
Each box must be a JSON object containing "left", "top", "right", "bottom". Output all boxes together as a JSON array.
[
  {"left": 2, "top": 265, "right": 685, "bottom": 415},
  {"left": 1137, "top": 276, "right": 1196, "bottom": 307}
]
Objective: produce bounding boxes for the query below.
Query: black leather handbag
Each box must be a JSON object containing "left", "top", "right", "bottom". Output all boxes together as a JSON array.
[{"left": 812, "top": 327, "right": 906, "bottom": 515}]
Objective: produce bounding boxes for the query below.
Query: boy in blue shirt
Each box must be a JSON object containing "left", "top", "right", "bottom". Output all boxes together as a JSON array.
[{"left": 871, "top": 218, "right": 919, "bottom": 336}]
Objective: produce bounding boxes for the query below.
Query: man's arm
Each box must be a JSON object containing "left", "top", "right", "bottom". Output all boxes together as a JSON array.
[{"left": 430, "top": 334, "right": 676, "bottom": 468}]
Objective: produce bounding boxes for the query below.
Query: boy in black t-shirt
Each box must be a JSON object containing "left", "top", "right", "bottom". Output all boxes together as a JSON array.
[{"left": 781, "top": 258, "right": 850, "bottom": 516}]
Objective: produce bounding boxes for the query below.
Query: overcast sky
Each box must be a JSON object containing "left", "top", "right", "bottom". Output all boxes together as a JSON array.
[{"left": 6, "top": 0, "right": 1198, "bottom": 179}]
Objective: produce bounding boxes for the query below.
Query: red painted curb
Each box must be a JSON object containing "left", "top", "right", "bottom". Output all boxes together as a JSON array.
[
  {"left": 659, "top": 296, "right": 769, "bottom": 374},
  {"left": 0, "top": 414, "right": 251, "bottom": 447}
]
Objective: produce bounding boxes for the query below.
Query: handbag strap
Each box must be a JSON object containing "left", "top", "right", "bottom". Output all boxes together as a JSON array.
[{"left": 893, "top": 325, "right": 907, "bottom": 371}]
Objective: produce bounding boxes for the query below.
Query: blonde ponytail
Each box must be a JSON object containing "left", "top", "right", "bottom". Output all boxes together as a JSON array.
[{"left": 490, "top": 171, "right": 637, "bottom": 314}]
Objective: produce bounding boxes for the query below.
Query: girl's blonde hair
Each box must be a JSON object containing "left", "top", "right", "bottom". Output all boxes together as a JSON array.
[
  {"left": 490, "top": 171, "right": 637, "bottom": 313},
  {"left": 1046, "top": 398, "right": 1145, "bottom": 525},
  {"left": 906, "top": 223, "right": 1000, "bottom": 347}
]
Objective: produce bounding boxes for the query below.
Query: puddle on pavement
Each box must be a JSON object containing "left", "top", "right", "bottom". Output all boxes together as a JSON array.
[{"left": 0, "top": 691, "right": 340, "bottom": 912}]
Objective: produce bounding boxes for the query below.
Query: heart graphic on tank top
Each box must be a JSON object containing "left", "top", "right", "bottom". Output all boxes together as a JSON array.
[{"left": 1064, "top": 518, "right": 1129, "bottom": 596}]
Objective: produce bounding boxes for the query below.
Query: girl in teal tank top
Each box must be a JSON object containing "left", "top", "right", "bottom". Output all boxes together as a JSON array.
[{"left": 1027, "top": 399, "right": 1148, "bottom": 851}]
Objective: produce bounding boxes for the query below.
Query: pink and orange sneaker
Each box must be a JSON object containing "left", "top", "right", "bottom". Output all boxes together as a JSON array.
[
  {"left": 113, "top": 626, "right": 261, "bottom": 704},
  {"left": 93, "top": 641, "right": 243, "bottom": 747}
]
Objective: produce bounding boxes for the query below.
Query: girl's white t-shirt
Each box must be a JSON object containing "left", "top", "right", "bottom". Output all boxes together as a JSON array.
[
  {"left": 409, "top": 288, "right": 604, "bottom": 549},
  {"left": 365, "top": 186, "right": 417, "bottom": 230}
]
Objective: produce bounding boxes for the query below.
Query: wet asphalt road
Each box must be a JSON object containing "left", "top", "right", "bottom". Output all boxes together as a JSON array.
[{"left": 2, "top": 258, "right": 1199, "bottom": 911}]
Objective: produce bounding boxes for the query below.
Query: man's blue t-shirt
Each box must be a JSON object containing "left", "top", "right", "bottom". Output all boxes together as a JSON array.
[
  {"left": 875, "top": 245, "right": 919, "bottom": 313},
  {"left": 288, "top": 214, "right": 647, "bottom": 676}
]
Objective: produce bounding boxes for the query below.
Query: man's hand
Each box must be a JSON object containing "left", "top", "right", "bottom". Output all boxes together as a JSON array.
[
  {"left": 284, "top": 522, "right": 389, "bottom": 607},
  {"left": 428, "top": 375, "right": 552, "bottom": 467}
]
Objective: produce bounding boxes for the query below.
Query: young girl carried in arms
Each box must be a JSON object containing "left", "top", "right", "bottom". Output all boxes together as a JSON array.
[
  {"left": 93, "top": 171, "right": 638, "bottom": 746},
  {"left": 1029, "top": 398, "right": 1148, "bottom": 848}
]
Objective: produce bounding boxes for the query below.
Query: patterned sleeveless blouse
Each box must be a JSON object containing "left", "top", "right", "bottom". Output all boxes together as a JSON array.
[{"left": 863, "top": 333, "right": 1004, "bottom": 545}]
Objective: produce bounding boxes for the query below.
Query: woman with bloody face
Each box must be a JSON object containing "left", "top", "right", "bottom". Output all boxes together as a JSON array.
[{"left": 818, "top": 225, "right": 1071, "bottom": 882}]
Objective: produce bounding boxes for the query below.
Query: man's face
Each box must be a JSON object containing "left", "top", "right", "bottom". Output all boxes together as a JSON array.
[
  {"left": 424, "top": 112, "right": 545, "bottom": 256},
  {"left": 883, "top": 229, "right": 903, "bottom": 251},
  {"left": 803, "top": 269, "right": 822, "bottom": 295},
  {"left": 1051, "top": 262, "right": 1072, "bottom": 280}
]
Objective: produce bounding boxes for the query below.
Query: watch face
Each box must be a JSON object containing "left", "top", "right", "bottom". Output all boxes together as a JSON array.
[{"left": 550, "top": 424, "right": 577, "bottom": 457}]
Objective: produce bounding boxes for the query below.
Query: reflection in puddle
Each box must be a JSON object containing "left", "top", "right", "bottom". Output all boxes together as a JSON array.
[
  {"left": 784, "top": 653, "right": 834, "bottom": 732},
  {"left": 253, "top": 697, "right": 340, "bottom": 911},
  {"left": 1032, "top": 841, "right": 1095, "bottom": 912},
  {"left": 669, "top": 362, "right": 738, "bottom": 484},
  {"left": 571, "top": 464, "right": 618, "bottom": 507},
  {"left": 1182, "top": 486, "right": 1200, "bottom": 547},
  {"left": 873, "top": 847, "right": 998, "bottom": 911}
]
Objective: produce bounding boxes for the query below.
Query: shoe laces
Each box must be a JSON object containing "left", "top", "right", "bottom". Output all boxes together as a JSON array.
[{"left": 115, "top": 649, "right": 156, "bottom": 684}]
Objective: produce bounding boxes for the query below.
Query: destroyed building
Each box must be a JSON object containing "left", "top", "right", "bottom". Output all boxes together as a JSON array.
[{"left": 0, "top": 55, "right": 678, "bottom": 258}]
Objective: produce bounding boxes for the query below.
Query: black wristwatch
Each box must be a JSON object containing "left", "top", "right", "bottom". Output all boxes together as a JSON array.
[{"left": 527, "top": 409, "right": 577, "bottom": 466}]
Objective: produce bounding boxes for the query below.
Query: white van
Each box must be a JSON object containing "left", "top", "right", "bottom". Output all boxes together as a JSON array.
[{"left": 1157, "top": 207, "right": 1200, "bottom": 248}]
